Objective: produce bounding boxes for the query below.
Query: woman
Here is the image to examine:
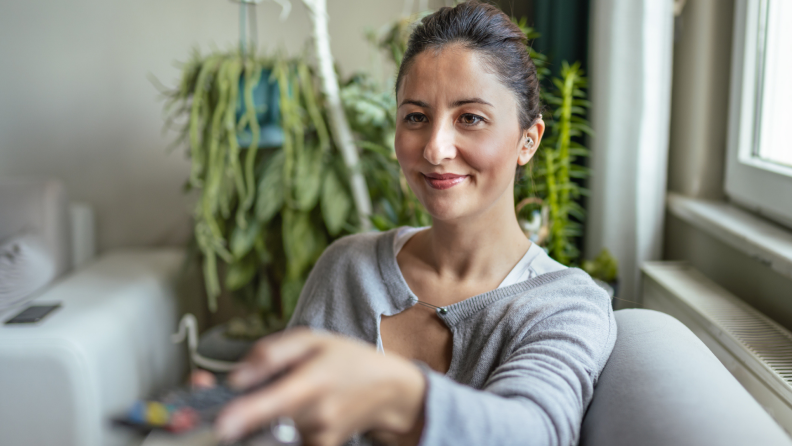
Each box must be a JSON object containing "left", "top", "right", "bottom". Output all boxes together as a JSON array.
[{"left": 209, "top": 2, "right": 616, "bottom": 445}]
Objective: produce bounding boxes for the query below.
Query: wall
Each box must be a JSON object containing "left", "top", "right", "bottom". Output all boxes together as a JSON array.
[
  {"left": 667, "top": 0, "right": 733, "bottom": 200},
  {"left": 0, "top": 0, "right": 420, "bottom": 251}
]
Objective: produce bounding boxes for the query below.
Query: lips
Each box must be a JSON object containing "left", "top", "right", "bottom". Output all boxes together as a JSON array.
[{"left": 423, "top": 172, "right": 469, "bottom": 190}]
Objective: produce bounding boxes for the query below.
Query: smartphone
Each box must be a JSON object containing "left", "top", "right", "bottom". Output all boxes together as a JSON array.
[{"left": 5, "top": 303, "right": 61, "bottom": 324}]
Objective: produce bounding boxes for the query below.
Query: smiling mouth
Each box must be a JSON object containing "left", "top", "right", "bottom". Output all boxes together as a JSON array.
[{"left": 422, "top": 173, "right": 469, "bottom": 190}]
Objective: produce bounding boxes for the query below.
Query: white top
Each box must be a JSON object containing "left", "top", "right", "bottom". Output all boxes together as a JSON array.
[{"left": 393, "top": 226, "right": 566, "bottom": 288}]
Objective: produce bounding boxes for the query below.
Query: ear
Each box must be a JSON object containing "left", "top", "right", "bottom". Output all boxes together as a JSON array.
[{"left": 517, "top": 116, "right": 546, "bottom": 166}]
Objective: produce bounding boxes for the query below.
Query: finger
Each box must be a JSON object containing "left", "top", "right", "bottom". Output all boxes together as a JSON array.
[
  {"left": 190, "top": 369, "right": 217, "bottom": 389},
  {"left": 216, "top": 359, "right": 327, "bottom": 442},
  {"left": 230, "top": 328, "right": 327, "bottom": 389},
  {"left": 293, "top": 401, "right": 358, "bottom": 446}
]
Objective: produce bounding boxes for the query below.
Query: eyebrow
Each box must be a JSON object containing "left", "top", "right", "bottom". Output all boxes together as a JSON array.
[
  {"left": 398, "top": 99, "right": 430, "bottom": 108},
  {"left": 397, "top": 97, "right": 494, "bottom": 109},
  {"left": 451, "top": 98, "right": 494, "bottom": 108}
]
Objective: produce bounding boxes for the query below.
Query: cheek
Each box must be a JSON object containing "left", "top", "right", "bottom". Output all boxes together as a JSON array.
[
  {"left": 461, "top": 133, "right": 519, "bottom": 179},
  {"left": 394, "top": 128, "right": 423, "bottom": 167}
]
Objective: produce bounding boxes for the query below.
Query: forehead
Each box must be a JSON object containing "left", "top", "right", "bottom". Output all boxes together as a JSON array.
[{"left": 397, "top": 45, "right": 516, "bottom": 109}]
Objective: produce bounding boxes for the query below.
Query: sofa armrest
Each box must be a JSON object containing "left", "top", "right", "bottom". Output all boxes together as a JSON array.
[
  {"left": 0, "top": 249, "right": 187, "bottom": 446},
  {"left": 0, "top": 177, "right": 71, "bottom": 277},
  {"left": 580, "top": 309, "right": 792, "bottom": 446}
]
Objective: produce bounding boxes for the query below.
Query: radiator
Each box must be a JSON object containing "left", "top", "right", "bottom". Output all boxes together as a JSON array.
[{"left": 642, "top": 262, "right": 792, "bottom": 434}]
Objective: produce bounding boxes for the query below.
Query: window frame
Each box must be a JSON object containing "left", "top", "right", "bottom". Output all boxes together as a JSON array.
[{"left": 725, "top": 0, "right": 792, "bottom": 229}]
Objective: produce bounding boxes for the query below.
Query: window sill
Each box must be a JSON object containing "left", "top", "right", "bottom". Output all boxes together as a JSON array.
[{"left": 666, "top": 192, "right": 792, "bottom": 281}]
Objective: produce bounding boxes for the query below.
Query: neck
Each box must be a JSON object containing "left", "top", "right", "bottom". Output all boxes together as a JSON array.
[{"left": 420, "top": 192, "right": 531, "bottom": 285}]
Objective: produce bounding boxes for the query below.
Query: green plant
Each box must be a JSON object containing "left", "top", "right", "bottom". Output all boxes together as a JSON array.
[
  {"left": 520, "top": 61, "right": 592, "bottom": 265},
  {"left": 161, "top": 51, "right": 355, "bottom": 332},
  {"left": 582, "top": 248, "right": 619, "bottom": 283}
]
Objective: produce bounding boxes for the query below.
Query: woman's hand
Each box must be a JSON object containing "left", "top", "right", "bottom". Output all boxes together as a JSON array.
[{"left": 213, "top": 327, "right": 427, "bottom": 446}]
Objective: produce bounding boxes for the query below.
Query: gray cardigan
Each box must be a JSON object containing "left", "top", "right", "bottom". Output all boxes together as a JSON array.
[{"left": 287, "top": 229, "right": 617, "bottom": 446}]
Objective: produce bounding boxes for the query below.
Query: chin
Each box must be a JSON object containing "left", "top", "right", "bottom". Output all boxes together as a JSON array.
[{"left": 420, "top": 195, "right": 474, "bottom": 222}]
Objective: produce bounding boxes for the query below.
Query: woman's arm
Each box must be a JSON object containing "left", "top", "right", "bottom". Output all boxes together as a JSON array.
[{"left": 416, "top": 299, "right": 617, "bottom": 446}]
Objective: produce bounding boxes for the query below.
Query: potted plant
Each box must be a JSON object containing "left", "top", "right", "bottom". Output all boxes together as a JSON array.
[
  {"left": 159, "top": 0, "right": 375, "bottom": 367},
  {"left": 582, "top": 248, "right": 619, "bottom": 301}
]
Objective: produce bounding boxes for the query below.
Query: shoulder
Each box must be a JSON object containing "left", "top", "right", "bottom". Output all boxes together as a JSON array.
[
  {"left": 528, "top": 268, "right": 609, "bottom": 304},
  {"left": 489, "top": 268, "right": 613, "bottom": 337},
  {"left": 520, "top": 268, "right": 614, "bottom": 328},
  {"left": 504, "top": 269, "right": 616, "bottom": 370},
  {"left": 287, "top": 229, "right": 397, "bottom": 332},
  {"left": 313, "top": 229, "right": 393, "bottom": 271}
]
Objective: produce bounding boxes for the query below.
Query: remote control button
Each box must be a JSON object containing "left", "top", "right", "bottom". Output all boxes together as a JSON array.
[
  {"left": 146, "top": 402, "right": 170, "bottom": 426},
  {"left": 168, "top": 407, "right": 200, "bottom": 433},
  {"left": 128, "top": 401, "right": 147, "bottom": 424}
]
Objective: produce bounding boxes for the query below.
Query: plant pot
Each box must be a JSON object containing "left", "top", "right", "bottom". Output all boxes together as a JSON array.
[
  {"left": 173, "top": 314, "right": 266, "bottom": 373},
  {"left": 235, "top": 68, "right": 284, "bottom": 148},
  {"left": 196, "top": 323, "right": 259, "bottom": 364}
]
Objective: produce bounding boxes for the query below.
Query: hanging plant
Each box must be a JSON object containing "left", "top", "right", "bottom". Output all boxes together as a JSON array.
[
  {"left": 156, "top": 0, "right": 379, "bottom": 336},
  {"left": 161, "top": 50, "right": 357, "bottom": 333}
]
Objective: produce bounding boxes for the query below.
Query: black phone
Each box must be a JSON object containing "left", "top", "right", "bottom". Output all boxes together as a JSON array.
[{"left": 5, "top": 303, "right": 61, "bottom": 324}]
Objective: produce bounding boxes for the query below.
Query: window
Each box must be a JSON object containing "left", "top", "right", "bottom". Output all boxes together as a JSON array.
[{"left": 726, "top": 0, "right": 792, "bottom": 228}]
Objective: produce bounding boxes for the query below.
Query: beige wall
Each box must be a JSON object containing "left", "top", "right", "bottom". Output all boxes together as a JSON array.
[
  {"left": 0, "top": 0, "right": 420, "bottom": 251},
  {"left": 667, "top": 0, "right": 733, "bottom": 200}
]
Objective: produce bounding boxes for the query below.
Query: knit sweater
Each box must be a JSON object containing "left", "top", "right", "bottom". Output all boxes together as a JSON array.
[{"left": 287, "top": 229, "right": 617, "bottom": 446}]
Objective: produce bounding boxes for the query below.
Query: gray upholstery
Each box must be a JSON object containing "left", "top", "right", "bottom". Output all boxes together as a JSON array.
[{"left": 580, "top": 309, "right": 792, "bottom": 446}]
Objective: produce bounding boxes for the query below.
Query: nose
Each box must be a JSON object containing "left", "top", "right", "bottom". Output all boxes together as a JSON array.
[{"left": 423, "top": 120, "right": 457, "bottom": 165}]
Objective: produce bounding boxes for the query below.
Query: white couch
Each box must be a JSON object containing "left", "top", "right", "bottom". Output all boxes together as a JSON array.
[{"left": 0, "top": 178, "right": 187, "bottom": 446}]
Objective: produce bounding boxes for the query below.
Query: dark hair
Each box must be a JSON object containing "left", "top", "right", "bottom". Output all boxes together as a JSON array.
[{"left": 395, "top": 1, "right": 541, "bottom": 130}]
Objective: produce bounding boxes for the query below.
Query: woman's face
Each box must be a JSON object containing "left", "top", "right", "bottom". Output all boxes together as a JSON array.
[{"left": 395, "top": 45, "right": 542, "bottom": 223}]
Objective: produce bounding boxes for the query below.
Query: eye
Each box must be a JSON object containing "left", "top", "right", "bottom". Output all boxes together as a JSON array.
[
  {"left": 404, "top": 112, "right": 427, "bottom": 124},
  {"left": 459, "top": 113, "right": 484, "bottom": 126}
]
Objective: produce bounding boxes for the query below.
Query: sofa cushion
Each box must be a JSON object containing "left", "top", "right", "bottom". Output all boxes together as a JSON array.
[
  {"left": 0, "top": 231, "right": 56, "bottom": 311},
  {"left": 0, "top": 178, "right": 70, "bottom": 278},
  {"left": 580, "top": 308, "right": 792, "bottom": 446}
]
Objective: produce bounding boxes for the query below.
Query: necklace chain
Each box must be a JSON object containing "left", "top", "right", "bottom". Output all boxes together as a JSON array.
[{"left": 416, "top": 300, "right": 449, "bottom": 315}]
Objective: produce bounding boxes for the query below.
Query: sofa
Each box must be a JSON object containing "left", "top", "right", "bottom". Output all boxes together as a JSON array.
[
  {"left": 145, "top": 308, "right": 792, "bottom": 446},
  {"left": 0, "top": 178, "right": 186, "bottom": 446},
  {"left": 580, "top": 308, "right": 792, "bottom": 446}
]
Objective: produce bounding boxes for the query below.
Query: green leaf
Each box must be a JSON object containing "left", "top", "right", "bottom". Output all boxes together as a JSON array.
[
  {"left": 280, "top": 276, "right": 306, "bottom": 320},
  {"left": 321, "top": 169, "right": 352, "bottom": 236},
  {"left": 293, "top": 145, "right": 323, "bottom": 210},
  {"left": 370, "top": 214, "right": 393, "bottom": 231},
  {"left": 225, "top": 259, "right": 257, "bottom": 291},
  {"left": 282, "top": 209, "right": 326, "bottom": 280},
  {"left": 256, "top": 274, "right": 273, "bottom": 312},
  {"left": 255, "top": 151, "right": 285, "bottom": 223},
  {"left": 230, "top": 220, "right": 260, "bottom": 259}
]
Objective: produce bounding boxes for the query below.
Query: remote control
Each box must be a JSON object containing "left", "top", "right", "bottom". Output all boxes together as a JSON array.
[
  {"left": 114, "top": 382, "right": 243, "bottom": 434},
  {"left": 113, "top": 371, "right": 290, "bottom": 437}
]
